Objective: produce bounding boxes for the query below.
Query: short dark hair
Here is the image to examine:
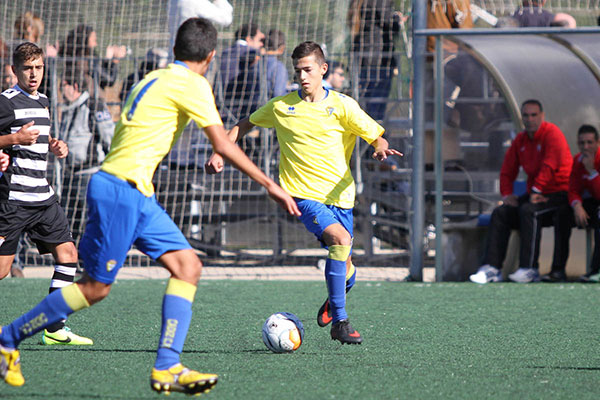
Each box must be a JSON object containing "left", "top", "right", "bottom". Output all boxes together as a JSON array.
[
  {"left": 13, "top": 42, "right": 44, "bottom": 67},
  {"left": 323, "top": 60, "right": 344, "bottom": 80},
  {"left": 235, "top": 23, "right": 259, "bottom": 41},
  {"left": 265, "top": 29, "right": 285, "bottom": 51},
  {"left": 522, "top": 99, "right": 543, "bottom": 112},
  {"left": 578, "top": 124, "right": 599, "bottom": 140},
  {"left": 291, "top": 41, "right": 325, "bottom": 65},
  {"left": 173, "top": 18, "right": 217, "bottom": 62}
]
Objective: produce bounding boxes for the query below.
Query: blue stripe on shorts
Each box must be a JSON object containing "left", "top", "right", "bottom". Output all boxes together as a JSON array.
[
  {"left": 294, "top": 198, "right": 353, "bottom": 248},
  {"left": 79, "top": 171, "right": 191, "bottom": 284}
]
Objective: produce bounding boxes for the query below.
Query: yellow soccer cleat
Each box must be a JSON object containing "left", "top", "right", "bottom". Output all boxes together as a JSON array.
[
  {"left": 150, "top": 363, "right": 218, "bottom": 396},
  {"left": 40, "top": 326, "right": 93, "bottom": 346},
  {"left": 0, "top": 335, "right": 25, "bottom": 387}
]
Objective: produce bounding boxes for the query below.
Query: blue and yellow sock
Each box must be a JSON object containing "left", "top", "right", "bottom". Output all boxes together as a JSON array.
[
  {"left": 345, "top": 263, "right": 356, "bottom": 293},
  {"left": 154, "top": 278, "right": 196, "bottom": 370},
  {"left": 0, "top": 284, "right": 89, "bottom": 349},
  {"left": 325, "top": 245, "right": 352, "bottom": 324}
]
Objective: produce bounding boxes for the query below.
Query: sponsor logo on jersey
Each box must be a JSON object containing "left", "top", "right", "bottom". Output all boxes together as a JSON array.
[
  {"left": 287, "top": 106, "right": 296, "bottom": 115},
  {"left": 326, "top": 107, "right": 335, "bottom": 116}
]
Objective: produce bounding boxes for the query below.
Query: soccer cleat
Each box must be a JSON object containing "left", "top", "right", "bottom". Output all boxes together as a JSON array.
[
  {"left": 540, "top": 270, "right": 567, "bottom": 283},
  {"left": 0, "top": 330, "right": 25, "bottom": 387},
  {"left": 150, "top": 363, "right": 218, "bottom": 396},
  {"left": 330, "top": 320, "right": 363, "bottom": 345},
  {"left": 469, "top": 265, "right": 502, "bottom": 284},
  {"left": 40, "top": 326, "right": 93, "bottom": 346},
  {"left": 317, "top": 299, "right": 332, "bottom": 327},
  {"left": 508, "top": 268, "right": 540, "bottom": 283}
]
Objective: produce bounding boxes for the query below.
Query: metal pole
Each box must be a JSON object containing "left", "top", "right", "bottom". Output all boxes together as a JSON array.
[
  {"left": 434, "top": 36, "right": 444, "bottom": 282},
  {"left": 409, "top": 0, "right": 426, "bottom": 280}
]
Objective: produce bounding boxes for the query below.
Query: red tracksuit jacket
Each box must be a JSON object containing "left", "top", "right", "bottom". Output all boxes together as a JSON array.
[
  {"left": 500, "top": 121, "right": 572, "bottom": 196},
  {"left": 568, "top": 149, "right": 600, "bottom": 206}
]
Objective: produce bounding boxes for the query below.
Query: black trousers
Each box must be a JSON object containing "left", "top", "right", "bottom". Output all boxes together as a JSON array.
[
  {"left": 581, "top": 198, "right": 600, "bottom": 274},
  {"left": 483, "top": 192, "right": 572, "bottom": 270}
]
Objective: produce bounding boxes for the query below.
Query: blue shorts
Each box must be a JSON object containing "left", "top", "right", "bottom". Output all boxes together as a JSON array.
[
  {"left": 79, "top": 171, "right": 191, "bottom": 284},
  {"left": 295, "top": 198, "right": 353, "bottom": 248}
]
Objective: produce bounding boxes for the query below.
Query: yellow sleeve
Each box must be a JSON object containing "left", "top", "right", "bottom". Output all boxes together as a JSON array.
[
  {"left": 179, "top": 77, "right": 224, "bottom": 128},
  {"left": 341, "top": 95, "right": 384, "bottom": 144},
  {"left": 249, "top": 99, "right": 276, "bottom": 128}
]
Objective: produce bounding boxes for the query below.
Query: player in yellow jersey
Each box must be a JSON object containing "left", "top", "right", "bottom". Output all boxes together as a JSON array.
[
  {"left": 206, "top": 41, "right": 402, "bottom": 345},
  {"left": 0, "top": 18, "right": 300, "bottom": 395}
]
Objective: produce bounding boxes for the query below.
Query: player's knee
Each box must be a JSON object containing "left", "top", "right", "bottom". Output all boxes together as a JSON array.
[
  {"left": 322, "top": 227, "right": 352, "bottom": 247},
  {"left": 165, "top": 250, "right": 202, "bottom": 284},
  {"left": 78, "top": 280, "right": 112, "bottom": 305},
  {"left": 185, "top": 257, "right": 202, "bottom": 283},
  {"left": 519, "top": 202, "right": 536, "bottom": 218},
  {"left": 54, "top": 242, "right": 78, "bottom": 264}
]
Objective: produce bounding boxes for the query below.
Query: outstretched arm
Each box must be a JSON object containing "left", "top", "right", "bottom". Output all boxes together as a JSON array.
[
  {"left": 203, "top": 123, "right": 300, "bottom": 217},
  {"left": 370, "top": 136, "right": 403, "bottom": 162},
  {"left": 204, "top": 117, "right": 255, "bottom": 174}
]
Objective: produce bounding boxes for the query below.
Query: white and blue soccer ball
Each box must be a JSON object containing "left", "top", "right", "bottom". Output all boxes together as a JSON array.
[{"left": 261, "top": 312, "right": 305, "bottom": 353}]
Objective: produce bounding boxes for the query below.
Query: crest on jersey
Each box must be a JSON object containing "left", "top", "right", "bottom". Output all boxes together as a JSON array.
[{"left": 106, "top": 259, "right": 117, "bottom": 272}]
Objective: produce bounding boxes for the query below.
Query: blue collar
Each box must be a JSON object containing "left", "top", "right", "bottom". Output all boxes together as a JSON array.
[
  {"left": 297, "top": 87, "right": 329, "bottom": 101},
  {"left": 174, "top": 60, "right": 189, "bottom": 69}
]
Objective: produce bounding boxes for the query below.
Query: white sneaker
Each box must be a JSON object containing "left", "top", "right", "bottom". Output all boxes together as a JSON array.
[
  {"left": 469, "top": 265, "right": 502, "bottom": 284},
  {"left": 508, "top": 268, "right": 540, "bottom": 283}
]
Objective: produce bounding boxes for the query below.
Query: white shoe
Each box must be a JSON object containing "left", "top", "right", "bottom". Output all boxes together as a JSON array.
[
  {"left": 508, "top": 268, "right": 540, "bottom": 283},
  {"left": 469, "top": 265, "right": 502, "bottom": 284}
]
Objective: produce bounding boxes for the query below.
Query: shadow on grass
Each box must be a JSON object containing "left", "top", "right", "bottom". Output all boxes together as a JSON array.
[
  {"left": 0, "top": 392, "right": 143, "bottom": 399},
  {"left": 530, "top": 366, "right": 600, "bottom": 371}
]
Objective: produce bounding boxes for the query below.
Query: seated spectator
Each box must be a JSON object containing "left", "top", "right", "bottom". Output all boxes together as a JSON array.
[
  {"left": 512, "top": 1, "right": 576, "bottom": 28},
  {"left": 218, "top": 23, "right": 264, "bottom": 87},
  {"left": 322, "top": 61, "right": 346, "bottom": 91},
  {"left": 568, "top": 125, "right": 600, "bottom": 283},
  {"left": 264, "top": 29, "right": 288, "bottom": 98},
  {"left": 120, "top": 48, "right": 168, "bottom": 102},
  {"left": 59, "top": 24, "right": 127, "bottom": 93},
  {"left": 470, "top": 99, "right": 573, "bottom": 284}
]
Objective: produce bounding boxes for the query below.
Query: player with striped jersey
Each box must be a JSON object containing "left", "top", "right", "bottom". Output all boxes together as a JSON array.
[
  {"left": 206, "top": 41, "right": 402, "bottom": 345},
  {"left": 0, "top": 19, "right": 300, "bottom": 395},
  {"left": 0, "top": 42, "right": 92, "bottom": 347}
]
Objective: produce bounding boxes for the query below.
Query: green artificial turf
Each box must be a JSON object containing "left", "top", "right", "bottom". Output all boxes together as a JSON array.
[{"left": 0, "top": 278, "right": 599, "bottom": 399}]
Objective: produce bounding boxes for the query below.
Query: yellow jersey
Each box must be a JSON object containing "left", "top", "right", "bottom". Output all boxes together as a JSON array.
[
  {"left": 102, "top": 62, "right": 223, "bottom": 196},
  {"left": 250, "top": 89, "right": 384, "bottom": 208}
]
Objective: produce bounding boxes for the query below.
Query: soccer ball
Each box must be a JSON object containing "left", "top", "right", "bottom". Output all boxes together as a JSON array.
[{"left": 261, "top": 312, "right": 305, "bottom": 353}]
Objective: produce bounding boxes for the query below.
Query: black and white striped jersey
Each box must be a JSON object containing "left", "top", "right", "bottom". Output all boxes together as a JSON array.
[{"left": 0, "top": 85, "right": 56, "bottom": 206}]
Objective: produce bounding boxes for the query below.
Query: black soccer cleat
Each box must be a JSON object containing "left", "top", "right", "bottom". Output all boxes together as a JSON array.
[
  {"left": 317, "top": 299, "right": 332, "bottom": 327},
  {"left": 330, "top": 320, "right": 363, "bottom": 345}
]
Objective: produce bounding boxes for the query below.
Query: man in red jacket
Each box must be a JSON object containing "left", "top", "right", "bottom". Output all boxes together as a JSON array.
[
  {"left": 568, "top": 124, "right": 600, "bottom": 282},
  {"left": 470, "top": 99, "right": 572, "bottom": 283}
]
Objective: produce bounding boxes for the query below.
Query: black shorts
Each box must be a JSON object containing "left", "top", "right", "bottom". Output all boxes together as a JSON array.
[{"left": 0, "top": 201, "right": 74, "bottom": 255}]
